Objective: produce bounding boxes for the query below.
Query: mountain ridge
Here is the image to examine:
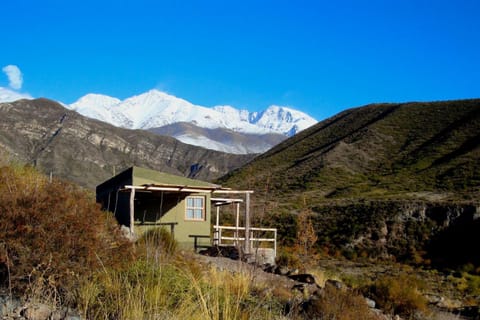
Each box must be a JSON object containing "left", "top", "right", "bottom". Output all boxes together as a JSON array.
[
  {"left": 0, "top": 98, "right": 255, "bottom": 189},
  {"left": 0, "top": 88, "right": 317, "bottom": 154},
  {"left": 67, "top": 89, "right": 317, "bottom": 135},
  {"left": 66, "top": 89, "right": 317, "bottom": 153}
]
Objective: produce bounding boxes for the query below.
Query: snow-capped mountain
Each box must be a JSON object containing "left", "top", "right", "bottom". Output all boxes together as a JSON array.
[
  {"left": 67, "top": 89, "right": 317, "bottom": 137},
  {"left": 0, "top": 87, "right": 32, "bottom": 103},
  {"left": 0, "top": 87, "right": 317, "bottom": 154}
]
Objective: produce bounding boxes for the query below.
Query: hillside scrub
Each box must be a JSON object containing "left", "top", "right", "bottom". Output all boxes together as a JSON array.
[
  {"left": 0, "top": 164, "right": 134, "bottom": 305},
  {"left": 363, "top": 274, "right": 428, "bottom": 319},
  {"left": 260, "top": 199, "right": 480, "bottom": 273}
]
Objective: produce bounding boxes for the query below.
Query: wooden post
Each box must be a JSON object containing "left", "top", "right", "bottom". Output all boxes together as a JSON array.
[
  {"left": 129, "top": 188, "right": 135, "bottom": 235},
  {"left": 235, "top": 203, "right": 240, "bottom": 246},
  {"left": 244, "top": 193, "right": 251, "bottom": 255},
  {"left": 214, "top": 206, "right": 220, "bottom": 245}
]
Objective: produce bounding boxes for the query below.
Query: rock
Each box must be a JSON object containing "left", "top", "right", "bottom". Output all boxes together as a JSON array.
[
  {"left": 325, "top": 279, "right": 344, "bottom": 290},
  {"left": 288, "top": 274, "right": 316, "bottom": 284},
  {"left": 50, "top": 308, "right": 67, "bottom": 320},
  {"left": 0, "top": 296, "right": 22, "bottom": 317},
  {"left": 22, "top": 303, "right": 52, "bottom": 320},
  {"left": 425, "top": 293, "right": 444, "bottom": 304},
  {"left": 120, "top": 225, "right": 137, "bottom": 242},
  {"left": 199, "top": 246, "right": 240, "bottom": 260},
  {"left": 262, "top": 263, "right": 276, "bottom": 273},
  {"left": 365, "top": 297, "right": 376, "bottom": 308},
  {"left": 275, "top": 266, "right": 290, "bottom": 276},
  {"left": 288, "top": 268, "right": 299, "bottom": 275}
]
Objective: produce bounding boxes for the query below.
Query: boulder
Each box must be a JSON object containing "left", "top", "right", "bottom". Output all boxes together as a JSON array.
[{"left": 22, "top": 303, "right": 52, "bottom": 320}]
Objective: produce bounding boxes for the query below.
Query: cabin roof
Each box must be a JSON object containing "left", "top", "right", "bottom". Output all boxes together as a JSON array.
[
  {"left": 97, "top": 166, "right": 253, "bottom": 196},
  {"left": 131, "top": 166, "right": 220, "bottom": 188}
]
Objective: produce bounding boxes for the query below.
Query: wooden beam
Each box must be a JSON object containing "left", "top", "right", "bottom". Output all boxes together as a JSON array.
[
  {"left": 125, "top": 185, "right": 216, "bottom": 193},
  {"left": 213, "top": 190, "right": 254, "bottom": 194},
  {"left": 210, "top": 197, "right": 243, "bottom": 202}
]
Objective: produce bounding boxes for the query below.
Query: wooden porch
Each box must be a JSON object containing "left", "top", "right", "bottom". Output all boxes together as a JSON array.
[{"left": 211, "top": 191, "right": 277, "bottom": 262}]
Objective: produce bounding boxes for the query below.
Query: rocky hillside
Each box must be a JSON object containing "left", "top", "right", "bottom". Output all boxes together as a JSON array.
[
  {"left": 218, "top": 99, "right": 480, "bottom": 266},
  {"left": 220, "top": 99, "right": 480, "bottom": 202},
  {"left": 0, "top": 98, "right": 254, "bottom": 189}
]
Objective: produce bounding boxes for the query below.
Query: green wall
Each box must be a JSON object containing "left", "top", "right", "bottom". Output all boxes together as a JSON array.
[{"left": 133, "top": 190, "right": 212, "bottom": 250}]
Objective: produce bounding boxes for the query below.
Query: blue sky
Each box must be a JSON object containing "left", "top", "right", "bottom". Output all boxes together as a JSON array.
[{"left": 1, "top": 0, "right": 479, "bottom": 120}]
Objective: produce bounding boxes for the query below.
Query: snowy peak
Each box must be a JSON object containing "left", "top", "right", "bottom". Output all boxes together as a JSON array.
[
  {"left": 66, "top": 89, "right": 317, "bottom": 153},
  {"left": 69, "top": 93, "right": 121, "bottom": 110},
  {"left": 212, "top": 105, "right": 251, "bottom": 122},
  {"left": 68, "top": 89, "right": 317, "bottom": 136},
  {"left": 118, "top": 89, "right": 221, "bottom": 129},
  {"left": 253, "top": 105, "right": 315, "bottom": 136},
  {"left": 68, "top": 93, "right": 127, "bottom": 127}
]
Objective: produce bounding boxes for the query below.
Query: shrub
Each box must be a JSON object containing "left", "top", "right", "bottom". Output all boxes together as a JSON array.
[
  {"left": 137, "top": 227, "right": 178, "bottom": 262},
  {"left": 275, "top": 249, "right": 302, "bottom": 270},
  {"left": 0, "top": 165, "right": 133, "bottom": 304},
  {"left": 302, "top": 284, "right": 381, "bottom": 320},
  {"left": 365, "top": 274, "right": 427, "bottom": 318}
]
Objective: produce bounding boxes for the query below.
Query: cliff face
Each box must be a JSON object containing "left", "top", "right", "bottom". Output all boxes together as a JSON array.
[
  {"left": 0, "top": 99, "right": 255, "bottom": 189},
  {"left": 305, "top": 200, "right": 480, "bottom": 268}
]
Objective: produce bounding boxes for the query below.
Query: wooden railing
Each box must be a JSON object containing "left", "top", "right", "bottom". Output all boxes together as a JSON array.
[{"left": 213, "top": 226, "right": 277, "bottom": 257}]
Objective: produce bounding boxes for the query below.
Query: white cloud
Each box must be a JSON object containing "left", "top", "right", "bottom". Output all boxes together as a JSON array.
[
  {"left": 0, "top": 87, "right": 32, "bottom": 103},
  {"left": 2, "top": 65, "right": 23, "bottom": 90}
]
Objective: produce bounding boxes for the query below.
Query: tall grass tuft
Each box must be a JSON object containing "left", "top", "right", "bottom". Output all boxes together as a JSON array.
[{"left": 78, "top": 231, "right": 284, "bottom": 319}]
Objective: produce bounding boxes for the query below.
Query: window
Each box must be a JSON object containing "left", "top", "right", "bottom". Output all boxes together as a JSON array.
[{"left": 185, "top": 196, "right": 205, "bottom": 221}]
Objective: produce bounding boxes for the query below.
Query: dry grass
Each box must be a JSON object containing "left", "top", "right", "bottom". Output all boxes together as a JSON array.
[{"left": 78, "top": 243, "right": 283, "bottom": 319}]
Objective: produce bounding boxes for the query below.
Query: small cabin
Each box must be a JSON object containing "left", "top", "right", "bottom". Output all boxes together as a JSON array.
[{"left": 96, "top": 166, "right": 276, "bottom": 261}]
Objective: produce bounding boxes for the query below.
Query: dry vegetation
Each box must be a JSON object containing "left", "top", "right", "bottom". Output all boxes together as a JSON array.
[
  {"left": 0, "top": 164, "right": 133, "bottom": 306},
  {"left": 1, "top": 162, "right": 477, "bottom": 319},
  {"left": 0, "top": 163, "right": 384, "bottom": 319}
]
